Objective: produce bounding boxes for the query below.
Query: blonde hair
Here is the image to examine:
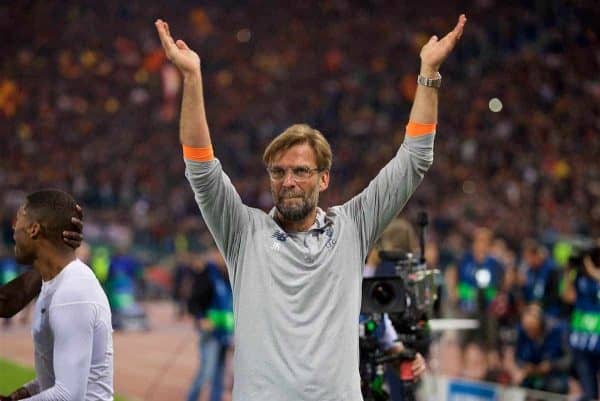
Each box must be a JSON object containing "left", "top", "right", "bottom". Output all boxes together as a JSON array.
[
  {"left": 263, "top": 124, "right": 332, "bottom": 171},
  {"left": 380, "top": 218, "right": 418, "bottom": 253}
]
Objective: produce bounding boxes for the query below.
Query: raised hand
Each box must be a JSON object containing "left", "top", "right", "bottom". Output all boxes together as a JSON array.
[
  {"left": 420, "top": 14, "right": 467, "bottom": 75},
  {"left": 155, "top": 19, "right": 201, "bottom": 77}
]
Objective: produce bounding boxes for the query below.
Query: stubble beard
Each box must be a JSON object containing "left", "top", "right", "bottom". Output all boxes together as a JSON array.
[{"left": 273, "top": 187, "right": 319, "bottom": 222}]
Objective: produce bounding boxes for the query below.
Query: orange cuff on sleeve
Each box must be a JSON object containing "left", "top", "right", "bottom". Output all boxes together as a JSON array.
[
  {"left": 406, "top": 122, "right": 436, "bottom": 137},
  {"left": 182, "top": 145, "right": 215, "bottom": 162}
]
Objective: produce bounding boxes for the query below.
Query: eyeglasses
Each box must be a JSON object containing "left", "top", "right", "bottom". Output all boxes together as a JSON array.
[{"left": 267, "top": 166, "right": 322, "bottom": 181}]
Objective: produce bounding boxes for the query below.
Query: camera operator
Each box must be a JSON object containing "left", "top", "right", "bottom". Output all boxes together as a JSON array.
[
  {"left": 562, "top": 241, "right": 600, "bottom": 401},
  {"left": 358, "top": 292, "right": 427, "bottom": 387},
  {"left": 363, "top": 218, "right": 427, "bottom": 401},
  {"left": 520, "top": 239, "right": 563, "bottom": 320},
  {"left": 365, "top": 219, "right": 419, "bottom": 278}
]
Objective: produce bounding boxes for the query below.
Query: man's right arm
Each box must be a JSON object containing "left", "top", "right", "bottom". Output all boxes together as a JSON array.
[
  {"left": 0, "top": 270, "right": 41, "bottom": 318},
  {"left": 155, "top": 19, "right": 210, "bottom": 148},
  {"left": 155, "top": 20, "right": 250, "bottom": 276}
]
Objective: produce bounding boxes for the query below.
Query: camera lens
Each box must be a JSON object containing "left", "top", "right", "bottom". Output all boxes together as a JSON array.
[{"left": 372, "top": 282, "right": 395, "bottom": 306}]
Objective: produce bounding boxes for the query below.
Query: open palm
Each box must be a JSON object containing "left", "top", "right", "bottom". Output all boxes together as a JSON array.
[
  {"left": 155, "top": 19, "right": 200, "bottom": 76},
  {"left": 420, "top": 14, "right": 467, "bottom": 72}
]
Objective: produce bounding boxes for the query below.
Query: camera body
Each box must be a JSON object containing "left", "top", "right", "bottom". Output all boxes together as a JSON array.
[
  {"left": 376, "top": 252, "right": 437, "bottom": 351},
  {"left": 359, "top": 251, "right": 439, "bottom": 401},
  {"left": 359, "top": 212, "right": 436, "bottom": 401}
]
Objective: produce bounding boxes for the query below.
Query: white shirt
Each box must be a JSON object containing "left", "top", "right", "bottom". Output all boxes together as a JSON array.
[{"left": 24, "top": 259, "right": 113, "bottom": 401}]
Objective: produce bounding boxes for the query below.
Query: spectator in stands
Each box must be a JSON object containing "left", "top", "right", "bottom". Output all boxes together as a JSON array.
[
  {"left": 449, "top": 228, "right": 504, "bottom": 318},
  {"left": 520, "top": 239, "right": 563, "bottom": 319},
  {"left": 2, "top": 1, "right": 599, "bottom": 258},
  {"left": 563, "top": 243, "right": 600, "bottom": 401},
  {"left": 462, "top": 341, "right": 489, "bottom": 382},
  {"left": 107, "top": 242, "right": 146, "bottom": 330},
  {"left": 488, "top": 238, "right": 521, "bottom": 344},
  {"left": 514, "top": 303, "right": 571, "bottom": 394}
]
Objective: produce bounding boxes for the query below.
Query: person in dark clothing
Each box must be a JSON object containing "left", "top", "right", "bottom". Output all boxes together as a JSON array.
[
  {"left": 363, "top": 219, "right": 426, "bottom": 401},
  {"left": 563, "top": 250, "right": 600, "bottom": 401},
  {"left": 515, "top": 303, "right": 571, "bottom": 394},
  {"left": 450, "top": 228, "right": 505, "bottom": 317},
  {"left": 186, "top": 249, "right": 233, "bottom": 401},
  {"left": 172, "top": 252, "right": 195, "bottom": 319},
  {"left": 521, "top": 239, "right": 563, "bottom": 319}
]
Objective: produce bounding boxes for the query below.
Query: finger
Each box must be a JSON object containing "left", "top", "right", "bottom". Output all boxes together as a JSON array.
[
  {"left": 441, "top": 14, "right": 467, "bottom": 45},
  {"left": 456, "top": 14, "right": 467, "bottom": 40},
  {"left": 155, "top": 19, "right": 167, "bottom": 40},
  {"left": 155, "top": 20, "right": 177, "bottom": 53},
  {"left": 71, "top": 217, "right": 83, "bottom": 231},
  {"left": 412, "top": 354, "right": 426, "bottom": 371},
  {"left": 413, "top": 362, "right": 425, "bottom": 375},
  {"left": 428, "top": 35, "right": 438, "bottom": 44},
  {"left": 63, "top": 231, "right": 83, "bottom": 242},
  {"left": 63, "top": 235, "right": 82, "bottom": 249},
  {"left": 176, "top": 39, "right": 190, "bottom": 50},
  {"left": 163, "top": 21, "right": 177, "bottom": 47},
  {"left": 63, "top": 239, "right": 79, "bottom": 249},
  {"left": 75, "top": 204, "right": 83, "bottom": 219},
  {"left": 449, "top": 14, "right": 467, "bottom": 42},
  {"left": 155, "top": 21, "right": 169, "bottom": 49}
]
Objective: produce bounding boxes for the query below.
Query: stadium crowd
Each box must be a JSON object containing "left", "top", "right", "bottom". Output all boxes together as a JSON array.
[
  {"left": 1, "top": 0, "right": 599, "bottom": 399},
  {"left": 1, "top": 0, "right": 599, "bottom": 251}
]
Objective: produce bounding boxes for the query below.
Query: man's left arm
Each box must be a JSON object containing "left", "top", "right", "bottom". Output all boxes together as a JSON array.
[
  {"left": 22, "top": 304, "right": 99, "bottom": 400},
  {"left": 341, "top": 15, "right": 466, "bottom": 257}
]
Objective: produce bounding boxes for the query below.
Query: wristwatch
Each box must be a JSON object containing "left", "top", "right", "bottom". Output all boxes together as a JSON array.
[{"left": 417, "top": 72, "right": 442, "bottom": 88}]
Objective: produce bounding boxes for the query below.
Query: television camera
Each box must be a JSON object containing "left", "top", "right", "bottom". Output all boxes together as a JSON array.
[{"left": 359, "top": 212, "right": 439, "bottom": 401}]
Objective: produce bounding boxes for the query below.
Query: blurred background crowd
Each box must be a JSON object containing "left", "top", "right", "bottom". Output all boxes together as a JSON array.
[{"left": 1, "top": 0, "right": 599, "bottom": 400}]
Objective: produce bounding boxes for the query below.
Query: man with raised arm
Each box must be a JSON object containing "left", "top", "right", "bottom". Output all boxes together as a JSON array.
[{"left": 155, "top": 15, "right": 466, "bottom": 401}]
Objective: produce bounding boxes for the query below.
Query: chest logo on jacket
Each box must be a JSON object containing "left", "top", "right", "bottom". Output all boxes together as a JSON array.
[
  {"left": 272, "top": 230, "right": 287, "bottom": 242},
  {"left": 324, "top": 226, "right": 336, "bottom": 249}
]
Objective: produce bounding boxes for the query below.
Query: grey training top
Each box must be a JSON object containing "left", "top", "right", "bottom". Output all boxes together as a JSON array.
[{"left": 185, "top": 132, "right": 434, "bottom": 401}]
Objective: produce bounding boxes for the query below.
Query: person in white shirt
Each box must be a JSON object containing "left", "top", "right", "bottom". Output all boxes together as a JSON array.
[{"left": 2, "top": 189, "right": 113, "bottom": 401}]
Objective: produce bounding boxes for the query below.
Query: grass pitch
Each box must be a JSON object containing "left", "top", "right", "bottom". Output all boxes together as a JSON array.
[{"left": 0, "top": 358, "right": 130, "bottom": 401}]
